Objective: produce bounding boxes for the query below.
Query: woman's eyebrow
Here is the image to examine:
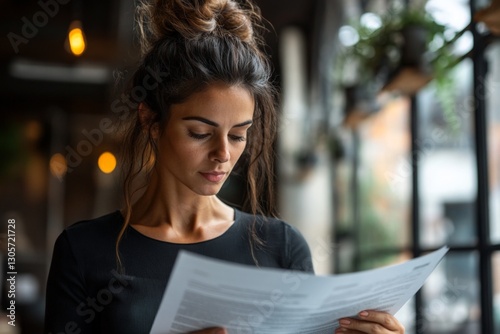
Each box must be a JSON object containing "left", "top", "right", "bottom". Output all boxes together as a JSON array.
[{"left": 181, "top": 116, "right": 253, "bottom": 128}]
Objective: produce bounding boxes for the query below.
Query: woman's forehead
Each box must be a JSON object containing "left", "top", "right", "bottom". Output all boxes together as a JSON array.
[{"left": 169, "top": 84, "right": 255, "bottom": 120}]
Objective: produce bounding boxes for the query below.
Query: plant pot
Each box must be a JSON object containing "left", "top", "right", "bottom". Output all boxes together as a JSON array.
[
  {"left": 343, "top": 83, "right": 381, "bottom": 128},
  {"left": 401, "top": 25, "right": 429, "bottom": 68},
  {"left": 380, "top": 25, "right": 434, "bottom": 96}
]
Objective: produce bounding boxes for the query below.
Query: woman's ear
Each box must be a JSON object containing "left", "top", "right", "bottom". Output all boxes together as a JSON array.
[{"left": 138, "top": 103, "right": 159, "bottom": 139}]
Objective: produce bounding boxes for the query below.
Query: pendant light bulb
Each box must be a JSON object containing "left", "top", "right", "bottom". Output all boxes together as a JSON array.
[{"left": 67, "top": 20, "right": 86, "bottom": 56}]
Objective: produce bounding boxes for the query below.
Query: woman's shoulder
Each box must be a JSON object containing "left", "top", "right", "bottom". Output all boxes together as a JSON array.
[
  {"left": 50, "top": 211, "right": 124, "bottom": 269},
  {"left": 235, "top": 209, "right": 305, "bottom": 247},
  {"left": 61, "top": 210, "right": 123, "bottom": 243},
  {"left": 235, "top": 208, "right": 303, "bottom": 238},
  {"left": 234, "top": 208, "right": 314, "bottom": 272}
]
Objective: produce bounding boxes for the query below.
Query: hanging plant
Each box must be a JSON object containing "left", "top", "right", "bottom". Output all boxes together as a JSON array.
[
  {"left": 336, "top": 7, "right": 466, "bottom": 130},
  {"left": 341, "top": 81, "right": 382, "bottom": 128}
]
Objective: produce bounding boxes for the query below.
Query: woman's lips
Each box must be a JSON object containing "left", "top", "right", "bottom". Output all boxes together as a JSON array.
[{"left": 199, "top": 171, "right": 226, "bottom": 183}]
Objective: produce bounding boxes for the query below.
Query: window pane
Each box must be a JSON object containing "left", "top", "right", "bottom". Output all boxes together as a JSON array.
[
  {"left": 357, "top": 97, "right": 411, "bottom": 269},
  {"left": 421, "top": 251, "right": 480, "bottom": 333},
  {"left": 494, "top": 252, "right": 500, "bottom": 333},
  {"left": 355, "top": 250, "right": 413, "bottom": 275},
  {"left": 396, "top": 297, "right": 416, "bottom": 334},
  {"left": 418, "top": 59, "right": 477, "bottom": 248},
  {"left": 486, "top": 41, "right": 500, "bottom": 244}
]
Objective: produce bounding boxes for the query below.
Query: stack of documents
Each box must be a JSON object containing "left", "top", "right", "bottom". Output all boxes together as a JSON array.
[{"left": 151, "top": 246, "right": 449, "bottom": 334}]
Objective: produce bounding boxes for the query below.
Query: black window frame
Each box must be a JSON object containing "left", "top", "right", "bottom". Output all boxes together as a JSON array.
[{"left": 333, "top": 1, "right": 500, "bottom": 333}]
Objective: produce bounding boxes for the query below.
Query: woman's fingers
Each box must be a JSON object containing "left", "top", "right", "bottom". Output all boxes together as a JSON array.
[
  {"left": 335, "top": 310, "right": 405, "bottom": 334},
  {"left": 357, "top": 310, "right": 403, "bottom": 331}
]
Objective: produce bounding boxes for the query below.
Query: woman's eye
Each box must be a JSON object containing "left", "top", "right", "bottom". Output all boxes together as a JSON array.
[
  {"left": 229, "top": 134, "right": 246, "bottom": 142},
  {"left": 188, "top": 131, "right": 210, "bottom": 140}
]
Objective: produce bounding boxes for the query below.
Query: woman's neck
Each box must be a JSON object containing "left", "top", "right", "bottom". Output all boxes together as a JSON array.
[{"left": 125, "top": 170, "right": 234, "bottom": 243}]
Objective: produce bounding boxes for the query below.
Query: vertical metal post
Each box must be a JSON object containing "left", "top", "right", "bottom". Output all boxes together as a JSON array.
[
  {"left": 470, "top": 1, "right": 493, "bottom": 333},
  {"left": 410, "top": 96, "right": 423, "bottom": 333},
  {"left": 352, "top": 128, "right": 360, "bottom": 270}
]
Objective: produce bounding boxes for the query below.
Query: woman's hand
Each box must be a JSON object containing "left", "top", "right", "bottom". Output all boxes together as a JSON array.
[
  {"left": 189, "top": 328, "right": 227, "bottom": 334},
  {"left": 335, "top": 310, "right": 405, "bottom": 334}
]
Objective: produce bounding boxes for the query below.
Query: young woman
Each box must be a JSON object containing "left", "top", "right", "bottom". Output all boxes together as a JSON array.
[{"left": 44, "top": 1, "right": 405, "bottom": 333}]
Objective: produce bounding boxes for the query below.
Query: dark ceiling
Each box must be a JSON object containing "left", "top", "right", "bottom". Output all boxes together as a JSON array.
[{"left": 0, "top": 0, "right": 318, "bottom": 111}]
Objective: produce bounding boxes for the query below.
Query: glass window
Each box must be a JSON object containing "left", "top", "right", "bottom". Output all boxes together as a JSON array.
[
  {"left": 334, "top": 0, "right": 497, "bottom": 332},
  {"left": 418, "top": 59, "right": 477, "bottom": 248},
  {"left": 356, "top": 97, "right": 411, "bottom": 269},
  {"left": 357, "top": 250, "right": 412, "bottom": 272},
  {"left": 486, "top": 41, "right": 500, "bottom": 244},
  {"left": 421, "top": 251, "right": 480, "bottom": 333},
  {"left": 494, "top": 252, "right": 500, "bottom": 333},
  {"left": 396, "top": 297, "right": 416, "bottom": 334}
]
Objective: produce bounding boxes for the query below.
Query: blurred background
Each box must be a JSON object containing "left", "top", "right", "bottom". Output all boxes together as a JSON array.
[{"left": 0, "top": 0, "right": 499, "bottom": 333}]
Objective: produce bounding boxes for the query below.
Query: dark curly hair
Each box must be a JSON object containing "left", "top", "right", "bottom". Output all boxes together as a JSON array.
[{"left": 116, "top": 0, "right": 278, "bottom": 268}]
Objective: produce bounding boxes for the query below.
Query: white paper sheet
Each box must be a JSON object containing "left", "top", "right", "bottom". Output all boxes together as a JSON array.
[{"left": 150, "top": 246, "right": 449, "bottom": 334}]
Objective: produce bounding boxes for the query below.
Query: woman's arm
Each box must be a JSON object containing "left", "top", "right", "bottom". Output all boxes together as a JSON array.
[
  {"left": 44, "top": 231, "right": 96, "bottom": 333},
  {"left": 284, "top": 223, "right": 315, "bottom": 273}
]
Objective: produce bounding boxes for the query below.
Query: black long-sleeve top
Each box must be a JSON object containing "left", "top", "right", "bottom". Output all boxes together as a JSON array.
[{"left": 44, "top": 209, "right": 314, "bottom": 333}]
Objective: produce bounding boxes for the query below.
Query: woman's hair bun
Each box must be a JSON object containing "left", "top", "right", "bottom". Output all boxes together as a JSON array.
[{"left": 136, "top": 0, "right": 263, "bottom": 55}]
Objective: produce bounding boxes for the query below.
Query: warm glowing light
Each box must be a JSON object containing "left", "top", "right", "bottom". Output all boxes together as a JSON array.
[
  {"left": 67, "top": 21, "right": 86, "bottom": 56},
  {"left": 50, "top": 153, "right": 67, "bottom": 179},
  {"left": 25, "top": 121, "right": 43, "bottom": 142},
  {"left": 98, "top": 152, "right": 116, "bottom": 174}
]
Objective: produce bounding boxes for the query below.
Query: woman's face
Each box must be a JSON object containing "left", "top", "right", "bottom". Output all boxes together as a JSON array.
[{"left": 156, "top": 83, "right": 255, "bottom": 196}]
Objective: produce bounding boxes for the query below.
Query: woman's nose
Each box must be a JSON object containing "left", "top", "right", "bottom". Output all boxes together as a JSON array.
[{"left": 210, "top": 137, "right": 230, "bottom": 163}]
